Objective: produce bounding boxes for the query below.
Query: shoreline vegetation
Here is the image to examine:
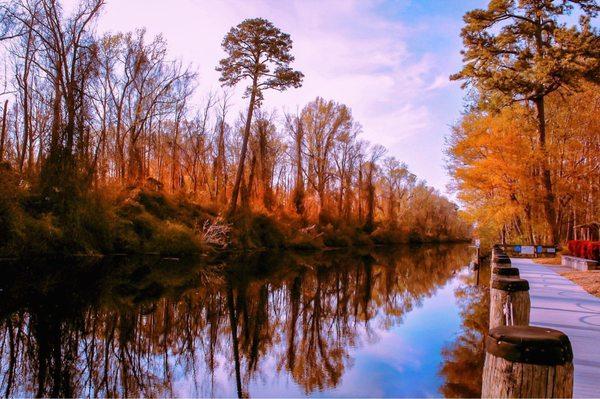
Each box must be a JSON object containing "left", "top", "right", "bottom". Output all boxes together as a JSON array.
[
  {"left": 0, "top": 168, "right": 469, "bottom": 258},
  {"left": 0, "top": 4, "right": 470, "bottom": 259}
]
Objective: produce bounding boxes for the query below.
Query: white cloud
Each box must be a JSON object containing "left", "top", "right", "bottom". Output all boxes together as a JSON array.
[{"left": 427, "top": 74, "right": 453, "bottom": 91}]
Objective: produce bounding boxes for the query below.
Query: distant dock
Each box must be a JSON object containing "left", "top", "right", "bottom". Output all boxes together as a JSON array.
[{"left": 513, "top": 258, "right": 600, "bottom": 398}]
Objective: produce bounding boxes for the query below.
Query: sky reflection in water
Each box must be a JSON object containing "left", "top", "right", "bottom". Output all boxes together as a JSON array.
[{"left": 0, "top": 244, "right": 483, "bottom": 398}]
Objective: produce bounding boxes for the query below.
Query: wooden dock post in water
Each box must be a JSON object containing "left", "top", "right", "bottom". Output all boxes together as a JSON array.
[
  {"left": 490, "top": 276, "right": 530, "bottom": 329},
  {"left": 482, "top": 325, "right": 574, "bottom": 398}
]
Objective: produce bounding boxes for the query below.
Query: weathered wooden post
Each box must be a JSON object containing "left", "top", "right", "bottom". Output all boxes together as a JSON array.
[
  {"left": 490, "top": 257, "right": 512, "bottom": 284},
  {"left": 493, "top": 256, "right": 511, "bottom": 265},
  {"left": 492, "top": 253, "right": 511, "bottom": 264},
  {"left": 492, "top": 266, "right": 519, "bottom": 278},
  {"left": 489, "top": 276, "right": 530, "bottom": 329},
  {"left": 482, "top": 325, "right": 574, "bottom": 398}
]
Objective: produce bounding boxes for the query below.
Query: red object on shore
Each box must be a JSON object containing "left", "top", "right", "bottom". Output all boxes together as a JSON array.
[{"left": 567, "top": 240, "right": 600, "bottom": 261}]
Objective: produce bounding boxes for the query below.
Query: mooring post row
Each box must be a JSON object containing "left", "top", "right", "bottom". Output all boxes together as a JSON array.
[
  {"left": 489, "top": 257, "right": 512, "bottom": 285},
  {"left": 484, "top": 248, "right": 574, "bottom": 398}
]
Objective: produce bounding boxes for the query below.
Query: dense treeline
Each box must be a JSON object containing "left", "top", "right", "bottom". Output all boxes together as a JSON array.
[
  {"left": 449, "top": 0, "right": 600, "bottom": 246},
  {"left": 0, "top": 0, "right": 469, "bottom": 256},
  {"left": 447, "top": 85, "right": 600, "bottom": 247}
]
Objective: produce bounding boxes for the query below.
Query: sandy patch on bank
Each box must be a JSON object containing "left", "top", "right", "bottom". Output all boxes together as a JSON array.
[
  {"left": 561, "top": 271, "right": 600, "bottom": 298},
  {"left": 533, "top": 257, "right": 562, "bottom": 265}
]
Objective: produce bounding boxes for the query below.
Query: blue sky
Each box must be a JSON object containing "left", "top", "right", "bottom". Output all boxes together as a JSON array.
[{"left": 67, "top": 0, "right": 489, "bottom": 195}]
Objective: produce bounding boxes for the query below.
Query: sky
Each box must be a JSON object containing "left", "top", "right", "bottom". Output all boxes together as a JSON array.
[{"left": 64, "top": 0, "right": 488, "bottom": 195}]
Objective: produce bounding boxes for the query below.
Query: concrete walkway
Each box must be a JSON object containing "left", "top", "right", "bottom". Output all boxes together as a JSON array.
[{"left": 513, "top": 258, "right": 600, "bottom": 398}]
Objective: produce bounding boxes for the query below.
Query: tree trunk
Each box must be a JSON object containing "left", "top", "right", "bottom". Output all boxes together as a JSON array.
[
  {"left": 171, "top": 116, "right": 180, "bottom": 192},
  {"left": 358, "top": 163, "right": 363, "bottom": 223},
  {"left": 535, "top": 97, "right": 558, "bottom": 244},
  {"left": 226, "top": 281, "right": 243, "bottom": 398},
  {"left": 257, "top": 121, "right": 273, "bottom": 210},
  {"left": 0, "top": 100, "right": 8, "bottom": 162},
  {"left": 242, "top": 152, "right": 257, "bottom": 209},
  {"left": 227, "top": 82, "right": 257, "bottom": 217},
  {"left": 19, "top": 81, "right": 30, "bottom": 174},
  {"left": 293, "top": 119, "right": 305, "bottom": 216},
  {"left": 365, "top": 163, "right": 375, "bottom": 232},
  {"left": 218, "top": 120, "right": 228, "bottom": 203}
]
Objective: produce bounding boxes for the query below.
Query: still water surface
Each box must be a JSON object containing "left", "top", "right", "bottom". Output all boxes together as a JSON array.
[{"left": 0, "top": 244, "right": 488, "bottom": 398}]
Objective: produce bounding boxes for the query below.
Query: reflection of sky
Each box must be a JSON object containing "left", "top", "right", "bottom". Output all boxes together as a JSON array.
[{"left": 171, "top": 270, "right": 465, "bottom": 398}]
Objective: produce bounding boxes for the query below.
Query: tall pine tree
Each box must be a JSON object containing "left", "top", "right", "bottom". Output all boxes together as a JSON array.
[{"left": 217, "top": 18, "right": 303, "bottom": 216}]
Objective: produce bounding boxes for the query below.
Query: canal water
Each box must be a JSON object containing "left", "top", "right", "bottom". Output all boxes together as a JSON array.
[{"left": 0, "top": 244, "right": 488, "bottom": 397}]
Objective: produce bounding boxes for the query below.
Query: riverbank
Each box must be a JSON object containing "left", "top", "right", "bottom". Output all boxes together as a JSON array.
[
  {"left": 0, "top": 174, "right": 469, "bottom": 258},
  {"left": 561, "top": 271, "right": 600, "bottom": 298}
]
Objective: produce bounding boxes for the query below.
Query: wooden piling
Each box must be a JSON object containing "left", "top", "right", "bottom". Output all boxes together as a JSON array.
[
  {"left": 493, "top": 256, "right": 511, "bottom": 265},
  {"left": 492, "top": 266, "right": 519, "bottom": 277},
  {"left": 482, "top": 325, "right": 574, "bottom": 398},
  {"left": 492, "top": 257, "right": 509, "bottom": 265},
  {"left": 489, "top": 276, "right": 530, "bottom": 329},
  {"left": 490, "top": 257, "right": 513, "bottom": 284}
]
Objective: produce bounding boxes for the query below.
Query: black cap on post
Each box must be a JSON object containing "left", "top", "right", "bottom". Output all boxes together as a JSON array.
[
  {"left": 486, "top": 326, "right": 573, "bottom": 366},
  {"left": 491, "top": 276, "right": 529, "bottom": 292},
  {"left": 492, "top": 267, "right": 520, "bottom": 277}
]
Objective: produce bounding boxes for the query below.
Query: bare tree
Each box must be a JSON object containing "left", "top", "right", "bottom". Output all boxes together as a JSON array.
[{"left": 301, "top": 97, "right": 352, "bottom": 220}]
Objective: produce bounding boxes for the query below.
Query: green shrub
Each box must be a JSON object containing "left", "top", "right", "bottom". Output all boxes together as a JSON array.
[
  {"left": 60, "top": 195, "right": 116, "bottom": 254},
  {"left": 117, "top": 199, "right": 145, "bottom": 218},
  {"left": 322, "top": 224, "right": 352, "bottom": 248},
  {"left": 136, "top": 189, "right": 176, "bottom": 220},
  {"left": 151, "top": 221, "right": 202, "bottom": 255},
  {"left": 113, "top": 220, "right": 141, "bottom": 253},
  {"left": 22, "top": 213, "right": 64, "bottom": 255},
  {"left": 131, "top": 212, "right": 158, "bottom": 241},
  {"left": 229, "top": 211, "right": 286, "bottom": 249},
  {"left": 407, "top": 229, "right": 424, "bottom": 243},
  {"left": 0, "top": 199, "right": 23, "bottom": 256},
  {"left": 287, "top": 232, "right": 323, "bottom": 250},
  {"left": 251, "top": 214, "right": 285, "bottom": 248},
  {"left": 371, "top": 227, "right": 405, "bottom": 245}
]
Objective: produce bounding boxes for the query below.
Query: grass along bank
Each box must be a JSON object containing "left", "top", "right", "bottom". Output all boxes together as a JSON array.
[{"left": 0, "top": 167, "right": 470, "bottom": 258}]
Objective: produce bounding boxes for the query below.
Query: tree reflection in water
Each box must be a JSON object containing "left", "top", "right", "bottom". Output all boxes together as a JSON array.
[
  {"left": 439, "top": 261, "right": 490, "bottom": 398},
  {"left": 0, "top": 245, "right": 480, "bottom": 397}
]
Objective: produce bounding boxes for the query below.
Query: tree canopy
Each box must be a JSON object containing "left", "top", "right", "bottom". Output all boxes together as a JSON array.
[
  {"left": 451, "top": 0, "right": 600, "bottom": 244},
  {"left": 451, "top": 0, "right": 600, "bottom": 107},
  {"left": 217, "top": 17, "right": 304, "bottom": 104}
]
